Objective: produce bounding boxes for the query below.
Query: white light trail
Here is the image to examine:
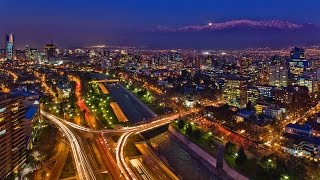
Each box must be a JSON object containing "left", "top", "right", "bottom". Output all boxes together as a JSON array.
[{"left": 41, "top": 111, "right": 96, "bottom": 180}]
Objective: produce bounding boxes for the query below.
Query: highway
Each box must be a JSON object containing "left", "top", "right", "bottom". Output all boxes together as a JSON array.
[
  {"left": 41, "top": 111, "right": 97, "bottom": 180},
  {"left": 114, "top": 109, "right": 198, "bottom": 180},
  {"left": 135, "top": 142, "right": 179, "bottom": 180},
  {"left": 41, "top": 107, "right": 198, "bottom": 180}
]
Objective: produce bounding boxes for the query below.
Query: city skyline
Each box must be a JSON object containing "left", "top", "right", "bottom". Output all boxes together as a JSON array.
[
  {"left": 2, "top": 2, "right": 320, "bottom": 180},
  {"left": 1, "top": 0, "right": 320, "bottom": 49}
]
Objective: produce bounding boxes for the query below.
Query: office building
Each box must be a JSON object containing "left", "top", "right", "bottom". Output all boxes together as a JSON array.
[
  {"left": 222, "top": 76, "right": 248, "bottom": 108},
  {"left": 0, "top": 93, "right": 27, "bottom": 178},
  {"left": 288, "top": 47, "right": 310, "bottom": 84},
  {"left": 297, "top": 76, "right": 318, "bottom": 94},
  {"left": 247, "top": 87, "right": 260, "bottom": 104},
  {"left": 5, "top": 33, "right": 14, "bottom": 60},
  {"left": 256, "top": 85, "right": 275, "bottom": 98},
  {"left": 269, "top": 64, "right": 288, "bottom": 87}
]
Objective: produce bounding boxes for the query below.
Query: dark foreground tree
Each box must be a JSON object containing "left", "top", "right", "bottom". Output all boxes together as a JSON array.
[{"left": 236, "top": 146, "right": 247, "bottom": 165}]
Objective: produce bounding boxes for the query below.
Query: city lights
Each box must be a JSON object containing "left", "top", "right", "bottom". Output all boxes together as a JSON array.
[{"left": 1, "top": 2, "right": 320, "bottom": 179}]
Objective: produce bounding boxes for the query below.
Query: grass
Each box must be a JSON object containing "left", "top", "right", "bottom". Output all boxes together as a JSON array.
[
  {"left": 84, "top": 83, "right": 119, "bottom": 128},
  {"left": 172, "top": 121, "right": 220, "bottom": 157},
  {"left": 30, "top": 123, "right": 58, "bottom": 161},
  {"left": 171, "top": 120, "right": 292, "bottom": 179},
  {"left": 123, "top": 82, "right": 165, "bottom": 115}
]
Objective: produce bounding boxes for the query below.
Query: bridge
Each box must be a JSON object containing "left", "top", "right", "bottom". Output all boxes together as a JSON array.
[{"left": 91, "top": 79, "right": 119, "bottom": 83}]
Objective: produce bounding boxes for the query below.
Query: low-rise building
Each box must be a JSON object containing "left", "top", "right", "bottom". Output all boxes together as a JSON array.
[
  {"left": 56, "top": 83, "right": 71, "bottom": 99},
  {"left": 285, "top": 123, "right": 312, "bottom": 138}
]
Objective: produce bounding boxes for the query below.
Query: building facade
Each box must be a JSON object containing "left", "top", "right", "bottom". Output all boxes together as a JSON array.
[
  {"left": 0, "top": 94, "right": 27, "bottom": 178},
  {"left": 268, "top": 64, "right": 288, "bottom": 87},
  {"left": 288, "top": 47, "right": 310, "bottom": 84},
  {"left": 222, "top": 76, "right": 247, "bottom": 108}
]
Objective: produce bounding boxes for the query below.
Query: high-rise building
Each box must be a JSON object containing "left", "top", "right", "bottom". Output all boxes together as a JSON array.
[
  {"left": 269, "top": 64, "right": 288, "bottom": 87},
  {"left": 5, "top": 33, "right": 14, "bottom": 60},
  {"left": 0, "top": 93, "right": 27, "bottom": 178},
  {"left": 44, "top": 43, "right": 56, "bottom": 61},
  {"left": 222, "top": 76, "right": 248, "bottom": 108},
  {"left": 288, "top": 47, "right": 310, "bottom": 84}
]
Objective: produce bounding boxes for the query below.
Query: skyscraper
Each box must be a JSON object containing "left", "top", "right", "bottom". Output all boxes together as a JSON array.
[
  {"left": 5, "top": 33, "right": 14, "bottom": 60},
  {"left": 0, "top": 93, "right": 27, "bottom": 178},
  {"left": 288, "top": 47, "right": 310, "bottom": 84}
]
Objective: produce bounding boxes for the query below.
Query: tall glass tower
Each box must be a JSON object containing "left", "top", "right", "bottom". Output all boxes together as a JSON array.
[{"left": 6, "top": 33, "right": 14, "bottom": 60}]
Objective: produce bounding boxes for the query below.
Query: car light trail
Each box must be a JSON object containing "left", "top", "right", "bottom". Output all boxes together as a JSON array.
[
  {"left": 41, "top": 111, "right": 97, "bottom": 180},
  {"left": 41, "top": 108, "right": 198, "bottom": 180}
]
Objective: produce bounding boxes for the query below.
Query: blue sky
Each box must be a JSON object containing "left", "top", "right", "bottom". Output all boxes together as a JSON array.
[{"left": 1, "top": 0, "right": 320, "bottom": 48}]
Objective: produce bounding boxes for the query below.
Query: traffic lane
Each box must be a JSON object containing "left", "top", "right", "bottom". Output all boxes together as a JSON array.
[
  {"left": 107, "top": 84, "right": 154, "bottom": 123},
  {"left": 96, "top": 136, "right": 124, "bottom": 180},
  {"left": 135, "top": 143, "right": 179, "bottom": 180}
]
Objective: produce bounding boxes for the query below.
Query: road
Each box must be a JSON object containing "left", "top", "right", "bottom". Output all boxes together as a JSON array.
[
  {"left": 135, "top": 142, "right": 179, "bottom": 180},
  {"left": 70, "top": 74, "right": 99, "bottom": 129},
  {"left": 42, "top": 107, "right": 198, "bottom": 180},
  {"left": 34, "top": 139, "right": 69, "bottom": 180},
  {"left": 46, "top": 140, "right": 69, "bottom": 180},
  {"left": 41, "top": 111, "right": 97, "bottom": 180},
  {"left": 95, "top": 135, "right": 124, "bottom": 180},
  {"left": 115, "top": 109, "right": 198, "bottom": 180}
]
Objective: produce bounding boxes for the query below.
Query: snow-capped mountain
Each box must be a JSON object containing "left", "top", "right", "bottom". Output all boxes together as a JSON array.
[{"left": 155, "top": 19, "right": 316, "bottom": 32}]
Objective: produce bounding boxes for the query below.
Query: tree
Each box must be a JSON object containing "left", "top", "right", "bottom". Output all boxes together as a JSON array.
[
  {"left": 193, "top": 128, "right": 201, "bottom": 139},
  {"left": 225, "top": 141, "right": 237, "bottom": 154},
  {"left": 236, "top": 146, "right": 247, "bottom": 165},
  {"left": 261, "top": 155, "right": 276, "bottom": 170},
  {"left": 177, "top": 119, "right": 185, "bottom": 129},
  {"left": 185, "top": 123, "right": 193, "bottom": 136}
]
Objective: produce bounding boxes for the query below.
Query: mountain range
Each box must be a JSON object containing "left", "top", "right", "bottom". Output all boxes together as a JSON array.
[
  {"left": 127, "top": 19, "right": 319, "bottom": 49},
  {"left": 154, "top": 19, "right": 318, "bottom": 32}
]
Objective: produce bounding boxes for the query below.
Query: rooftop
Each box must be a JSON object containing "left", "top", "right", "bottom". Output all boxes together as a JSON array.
[
  {"left": 286, "top": 123, "right": 312, "bottom": 132},
  {"left": 25, "top": 106, "right": 38, "bottom": 120}
]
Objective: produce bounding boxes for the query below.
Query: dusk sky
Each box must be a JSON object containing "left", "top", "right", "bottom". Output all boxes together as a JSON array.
[{"left": 1, "top": 0, "right": 320, "bottom": 49}]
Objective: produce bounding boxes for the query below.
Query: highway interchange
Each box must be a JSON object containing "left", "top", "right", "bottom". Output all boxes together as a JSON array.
[{"left": 41, "top": 104, "right": 198, "bottom": 180}]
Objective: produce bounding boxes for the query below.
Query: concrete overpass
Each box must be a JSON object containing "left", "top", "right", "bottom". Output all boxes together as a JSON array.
[{"left": 91, "top": 79, "right": 119, "bottom": 83}]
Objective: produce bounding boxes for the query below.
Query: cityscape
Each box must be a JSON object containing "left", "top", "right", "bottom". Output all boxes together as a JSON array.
[{"left": 2, "top": 1, "right": 320, "bottom": 180}]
